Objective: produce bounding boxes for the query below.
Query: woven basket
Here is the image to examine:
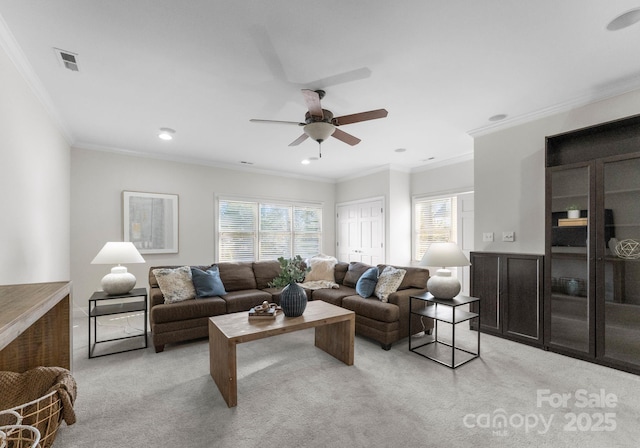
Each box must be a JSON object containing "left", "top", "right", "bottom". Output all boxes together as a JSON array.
[
  {"left": 0, "top": 392, "right": 61, "bottom": 448},
  {"left": 0, "top": 424, "right": 41, "bottom": 448}
]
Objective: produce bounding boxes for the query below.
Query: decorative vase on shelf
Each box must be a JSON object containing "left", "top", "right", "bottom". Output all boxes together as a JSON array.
[
  {"left": 567, "top": 209, "right": 580, "bottom": 219},
  {"left": 566, "top": 278, "right": 580, "bottom": 296},
  {"left": 280, "top": 281, "right": 307, "bottom": 317}
]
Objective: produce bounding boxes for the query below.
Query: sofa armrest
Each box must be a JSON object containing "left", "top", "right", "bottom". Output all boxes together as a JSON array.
[{"left": 388, "top": 287, "right": 433, "bottom": 336}]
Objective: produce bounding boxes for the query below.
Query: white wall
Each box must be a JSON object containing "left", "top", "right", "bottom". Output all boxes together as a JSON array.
[
  {"left": 474, "top": 88, "right": 640, "bottom": 255},
  {"left": 336, "top": 163, "right": 474, "bottom": 266},
  {"left": 388, "top": 170, "right": 411, "bottom": 265},
  {"left": 71, "top": 149, "right": 336, "bottom": 305},
  {"left": 0, "top": 45, "right": 70, "bottom": 285},
  {"left": 411, "top": 159, "right": 474, "bottom": 196}
]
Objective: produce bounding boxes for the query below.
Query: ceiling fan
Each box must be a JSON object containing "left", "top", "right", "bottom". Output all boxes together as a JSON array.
[{"left": 250, "top": 89, "right": 388, "bottom": 156}]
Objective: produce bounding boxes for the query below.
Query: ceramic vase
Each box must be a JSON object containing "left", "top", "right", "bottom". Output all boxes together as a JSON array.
[
  {"left": 280, "top": 282, "right": 307, "bottom": 317},
  {"left": 566, "top": 278, "right": 580, "bottom": 296}
]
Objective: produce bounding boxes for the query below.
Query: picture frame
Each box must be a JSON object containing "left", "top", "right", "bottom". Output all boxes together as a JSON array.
[{"left": 123, "top": 191, "right": 179, "bottom": 254}]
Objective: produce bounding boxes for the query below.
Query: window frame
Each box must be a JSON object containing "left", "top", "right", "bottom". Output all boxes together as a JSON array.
[
  {"left": 412, "top": 193, "right": 460, "bottom": 263},
  {"left": 216, "top": 195, "right": 323, "bottom": 262}
]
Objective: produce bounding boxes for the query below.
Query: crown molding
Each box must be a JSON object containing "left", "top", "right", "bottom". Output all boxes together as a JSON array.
[
  {"left": 467, "top": 75, "right": 640, "bottom": 138},
  {"left": 73, "top": 142, "right": 337, "bottom": 184},
  {"left": 410, "top": 152, "right": 474, "bottom": 173},
  {"left": 0, "top": 13, "right": 74, "bottom": 144}
]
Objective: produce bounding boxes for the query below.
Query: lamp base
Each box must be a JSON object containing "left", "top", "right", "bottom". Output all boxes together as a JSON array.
[
  {"left": 427, "top": 269, "right": 461, "bottom": 300},
  {"left": 101, "top": 266, "right": 136, "bottom": 295}
]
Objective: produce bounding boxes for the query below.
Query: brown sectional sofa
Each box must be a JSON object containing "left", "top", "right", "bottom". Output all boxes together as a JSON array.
[{"left": 148, "top": 260, "right": 432, "bottom": 353}]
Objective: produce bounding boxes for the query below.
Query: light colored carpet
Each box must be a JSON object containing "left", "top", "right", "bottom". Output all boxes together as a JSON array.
[{"left": 55, "top": 309, "right": 640, "bottom": 448}]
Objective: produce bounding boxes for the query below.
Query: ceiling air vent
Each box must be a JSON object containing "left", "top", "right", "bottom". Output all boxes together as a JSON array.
[{"left": 54, "top": 48, "right": 79, "bottom": 72}]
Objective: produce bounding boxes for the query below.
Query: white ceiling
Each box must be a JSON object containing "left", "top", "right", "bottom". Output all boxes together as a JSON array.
[{"left": 1, "top": 1, "right": 640, "bottom": 182}]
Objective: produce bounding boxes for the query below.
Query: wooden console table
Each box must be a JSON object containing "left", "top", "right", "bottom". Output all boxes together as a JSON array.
[{"left": 0, "top": 282, "right": 72, "bottom": 372}]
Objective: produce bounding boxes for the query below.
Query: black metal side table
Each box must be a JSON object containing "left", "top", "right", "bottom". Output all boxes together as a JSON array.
[
  {"left": 88, "top": 287, "right": 148, "bottom": 358},
  {"left": 409, "top": 292, "right": 480, "bottom": 368}
]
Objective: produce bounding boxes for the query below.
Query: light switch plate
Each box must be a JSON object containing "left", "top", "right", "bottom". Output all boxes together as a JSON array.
[
  {"left": 502, "top": 231, "right": 515, "bottom": 242},
  {"left": 483, "top": 232, "right": 494, "bottom": 242}
]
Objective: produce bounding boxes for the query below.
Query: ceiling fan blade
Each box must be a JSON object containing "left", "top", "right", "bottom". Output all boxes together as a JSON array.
[
  {"left": 301, "top": 89, "right": 323, "bottom": 119},
  {"left": 305, "top": 67, "right": 372, "bottom": 89},
  {"left": 332, "top": 128, "right": 361, "bottom": 146},
  {"left": 332, "top": 109, "right": 388, "bottom": 126},
  {"left": 288, "top": 133, "right": 309, "bottom": 146},
  {"left": 250, "top": 119, "right": 304, "bottom": 126}
]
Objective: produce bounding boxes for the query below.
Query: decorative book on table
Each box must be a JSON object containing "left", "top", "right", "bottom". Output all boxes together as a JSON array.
[{"left": 248, "top": 306, "right": 279, "bottom": 320}]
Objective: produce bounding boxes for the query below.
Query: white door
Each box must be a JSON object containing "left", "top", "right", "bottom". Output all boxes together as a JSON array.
[
  {"left": 337, "top": 199, "right": 385, "bottom": 264},
  {"left": 456, "top": 192, "right": 474, "bottom": 295}
]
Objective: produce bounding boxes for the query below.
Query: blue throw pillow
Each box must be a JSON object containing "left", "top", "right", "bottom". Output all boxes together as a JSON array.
[
  {"left": 356, "top": 267, "right": 378, "bottom": 298},
  {"left": 191, "top": 266, "right": 227, "bottom": 298}
]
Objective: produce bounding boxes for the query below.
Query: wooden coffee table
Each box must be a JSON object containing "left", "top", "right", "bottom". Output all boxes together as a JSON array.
[{"left": 208, "top": 300, "right": 355, "bottom": 407}]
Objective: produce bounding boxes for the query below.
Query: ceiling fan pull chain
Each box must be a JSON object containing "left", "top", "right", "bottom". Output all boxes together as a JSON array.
[{"left": 319, "top": 142, "right": 322, "bottom": 158}]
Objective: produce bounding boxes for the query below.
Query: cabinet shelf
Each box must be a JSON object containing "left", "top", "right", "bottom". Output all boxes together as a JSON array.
[{"left": 546, "top": 112, "right": 640, "bottom": 375}]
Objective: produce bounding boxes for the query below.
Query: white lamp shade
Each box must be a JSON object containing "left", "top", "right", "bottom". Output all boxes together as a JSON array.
[
  {"left": 303, "top": 122, "right": 335, "bottom": 142},
  {"left": 420, "top": 242, "right": 470, "bottom": 300},
  {"left": 419, "top": 242, "right": 470, "bottom": 268},
  {"left": 91, "top": 242, "right": 145, "bottom": 265},
  {"left": 91, "top": 242, "right": 145, "bottom": 295}
]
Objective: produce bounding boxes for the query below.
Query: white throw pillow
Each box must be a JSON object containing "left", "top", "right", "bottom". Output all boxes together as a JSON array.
[
  {"left": 374, "top": 266, "right": 406, "bottom": 303},
  {"left": 304, "top": 254, "right": 338, "bottom": 283},
  {"left": 153, "top": 266, "right": 196, "bottom": 303}
]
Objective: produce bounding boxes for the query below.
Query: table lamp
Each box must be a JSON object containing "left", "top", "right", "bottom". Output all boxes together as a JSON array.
[
  {"left": 91, "top": 242, "right": 145, "bottom": 295},
  {"left": 419, "top": 242, "right": 470, "bottom": 299}
]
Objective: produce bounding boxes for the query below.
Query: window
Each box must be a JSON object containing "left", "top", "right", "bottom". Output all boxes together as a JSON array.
[
  {"left": 218, "top": 198, "right": 322, "bottom": 262},
  {"left": 413, "top": 195, "right": 458, "bottom": 262}
]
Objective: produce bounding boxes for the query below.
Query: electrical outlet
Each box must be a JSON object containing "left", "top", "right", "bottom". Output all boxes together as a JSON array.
[
  {"left": 502, "top": 231, "right": 515, "bottom": 242},
  {"left": 482, "top": 232, "right": 494, "bottom": 242}
]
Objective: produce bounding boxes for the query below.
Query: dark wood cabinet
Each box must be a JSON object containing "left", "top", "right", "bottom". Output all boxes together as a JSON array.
[
  {"left": 470, "top": 252, "right": 544, "bottom": 347},
  {"left": 546, "top": 113, "right": 640, "bottom": 375}
]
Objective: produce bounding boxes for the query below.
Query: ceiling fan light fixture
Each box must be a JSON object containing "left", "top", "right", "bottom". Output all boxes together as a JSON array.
[
  {"left": 158, "top": 127, "right": 176, "bottom": 140},
  {"left": 607, "top": 8, "right": 640, "bottom": 31},
  {"left": 303, "top": 122, "right": 335, "bottom": 143}
]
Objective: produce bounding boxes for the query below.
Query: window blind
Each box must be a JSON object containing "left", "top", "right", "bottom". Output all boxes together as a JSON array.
[
  {"left": 218, "top": 198, "right": 322, "bottom": 262},
  {"left": 414, "top": 196, "right": 457, "bottom": 261}
]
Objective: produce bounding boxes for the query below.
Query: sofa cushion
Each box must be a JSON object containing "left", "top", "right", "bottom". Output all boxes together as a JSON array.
[
  {"left": 342, "top": 295, "right": 400, "bottom": 323},
  {"left": 222, "top": 289, "right": 272, "bottom": 314},
  {"left": 311, "top": 285, "right": 357, "bottom": 307},
  {"left": 343, "top": 262, "right": 373, "bottom": 287},
  {"left": 334, "top": 262, "right": 348, "bottom": 285},
  {"left": 253, "top": 260, "right": 281, "bottom": 289},
  {"left": 217, "top": 262, "right": 257, "bottom": 291},
  {"left": 305, "top": 254, "right": 338, "bottom": 282},
  {"left": 191, "top": 266, "right": 227, "bottom": 298},
  {"left": 153, "top": 266, "right": 196, "bottom": 303},
  {"left": 356, "top": 267, "right": 378, "bottom": 298},
  {"left": 378, "top": 265, "right": 429, "bottom": 290},
  {"left": 375, "top": 266, "right": 406, "bottom": 303},
  {"left": 151, "top": 296, "right": 227, "bottom": 324}
]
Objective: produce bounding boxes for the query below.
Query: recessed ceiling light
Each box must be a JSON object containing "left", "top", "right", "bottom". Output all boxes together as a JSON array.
[
  {"left": 489, "top": 114, "right": 507, "bottom": 122},
  {"left": 158, "top": 128, "right": 175, "bottom": 140},
  {"left": 301, "top": 159, "right": 310, "bottom": 165},
  {"left": 394, "top": 148, "right": 407, "bottom": 153},
  {"left": 607, "top": 8, "right": 640, "bottom": 31}
]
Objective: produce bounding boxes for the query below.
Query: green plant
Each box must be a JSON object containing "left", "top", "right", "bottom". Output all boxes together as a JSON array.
[
  {"left": 268, "top": 255, "right": 310, "bottom": 288},
  {"left": 566, "top": 205, "right": 579, "bottom": 210}
]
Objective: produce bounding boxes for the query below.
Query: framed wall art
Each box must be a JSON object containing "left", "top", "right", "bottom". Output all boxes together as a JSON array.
[{"left": 123, "top": 191, "right": 178, "bottom": 254}]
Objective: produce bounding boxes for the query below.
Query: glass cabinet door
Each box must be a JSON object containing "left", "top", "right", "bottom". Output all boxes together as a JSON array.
[
  {"left": 549, "top": 165, "right": 591, "bottom": 354},
  {"left": 601, "top": 155, "right": 640, "bottom": 368}
]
